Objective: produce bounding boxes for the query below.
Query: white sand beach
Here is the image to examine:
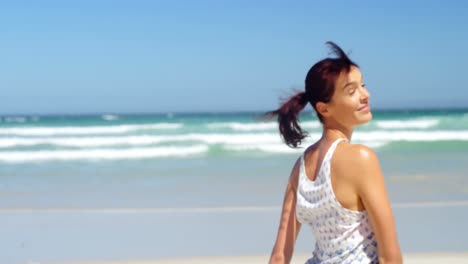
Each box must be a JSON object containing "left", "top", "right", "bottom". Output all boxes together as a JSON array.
[{"left": 47, "top": 253, "right": 468, "bottom": 264}]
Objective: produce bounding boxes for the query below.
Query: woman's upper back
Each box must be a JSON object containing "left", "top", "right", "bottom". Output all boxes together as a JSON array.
[
  {"left": 302, "top": 138, "right": 367, "bottom": 212},
  {"left": 295, "top": 138, "right": 378, "bottom": 263}
]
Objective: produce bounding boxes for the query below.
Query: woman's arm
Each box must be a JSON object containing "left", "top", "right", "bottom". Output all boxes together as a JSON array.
[
  {"left": 349, "top": 145, "right": 402, "bottom": 264},
  {"left": 269, "top": 159, "right": 302, "bottom": 264}
]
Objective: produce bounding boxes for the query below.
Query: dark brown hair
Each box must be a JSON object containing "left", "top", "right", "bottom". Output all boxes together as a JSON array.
[{"left": 265, "top": 41, "right": 358, "bottom": 148}]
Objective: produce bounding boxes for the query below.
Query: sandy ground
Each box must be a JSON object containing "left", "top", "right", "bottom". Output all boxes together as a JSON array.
[{"left": 46, "top": 252, "right": 468, "bottom": 264}]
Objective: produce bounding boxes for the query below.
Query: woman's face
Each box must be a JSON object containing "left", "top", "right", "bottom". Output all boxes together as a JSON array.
[{"left": 326, "top": 66, "right": 372, "bottom": 127}]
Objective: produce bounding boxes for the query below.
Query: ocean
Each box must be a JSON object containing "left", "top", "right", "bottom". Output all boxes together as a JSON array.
[
  {"left": 1, "top": 109, "right": 468, "bottom": 263},
  {"left": 1, "top": 110, "right": 468, "bottom": 162}
]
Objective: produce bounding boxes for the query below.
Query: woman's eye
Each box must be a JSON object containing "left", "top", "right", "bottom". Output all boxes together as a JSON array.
[
  {"left": 361, "top": 83, "right": 367, "bottom": 88},
  {"left": 349, "top": 88, "right": 356, "bottom": 95}
]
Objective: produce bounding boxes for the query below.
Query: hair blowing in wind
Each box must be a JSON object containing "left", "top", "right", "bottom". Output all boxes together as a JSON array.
[{"left": 265, "top": 41, "right": 358, "bottom": 148}]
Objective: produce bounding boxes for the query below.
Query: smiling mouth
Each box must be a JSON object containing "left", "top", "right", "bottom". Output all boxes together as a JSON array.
[{"left": 358, "top": 105, "right": 370, "bottom": 112}]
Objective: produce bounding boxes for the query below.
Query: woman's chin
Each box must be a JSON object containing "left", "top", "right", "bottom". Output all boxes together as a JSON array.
[{"left": 357, "top": 112, "right": 372, "bottom": 125}]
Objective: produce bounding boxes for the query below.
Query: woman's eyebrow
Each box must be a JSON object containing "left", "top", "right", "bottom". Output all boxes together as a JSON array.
[
  {"left": 343, "top": 81, "right": 359, "bottom": 89},
  {"left": 343, "top": 77, "right": 364, "bottom": 89}
]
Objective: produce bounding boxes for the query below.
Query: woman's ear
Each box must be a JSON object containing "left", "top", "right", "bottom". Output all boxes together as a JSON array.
[{"left": 316, "top": 102, "right": 331, "bottom": 118}]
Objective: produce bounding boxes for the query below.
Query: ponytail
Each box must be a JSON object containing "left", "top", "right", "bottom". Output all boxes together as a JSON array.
[
  {"left": 265, "top": 92, "right": 308, "bottom": 148},
  {"left": 266, "top": 41, "right": 356, "bottom": 148}
]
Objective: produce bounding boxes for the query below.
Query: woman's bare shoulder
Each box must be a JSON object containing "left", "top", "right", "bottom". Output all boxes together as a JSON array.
[
  {"left": 337, "top": 142, "right": 379, "bottom": 164},
  {"left": 334, "top": 142, "right": 382, "bottom": 183},
  {"left": 303, "top": 141, "right": 320, "bottom": 157}
]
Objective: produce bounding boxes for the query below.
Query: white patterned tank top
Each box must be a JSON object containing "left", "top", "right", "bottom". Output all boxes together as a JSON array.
[{"left": 296, "top": 138, "right": 378, "bottom": 264}]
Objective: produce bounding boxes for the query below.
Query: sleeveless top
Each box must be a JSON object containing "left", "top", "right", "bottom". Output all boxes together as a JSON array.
[{"left": 296, "top": 138, "right": 378, "bottom": 264}]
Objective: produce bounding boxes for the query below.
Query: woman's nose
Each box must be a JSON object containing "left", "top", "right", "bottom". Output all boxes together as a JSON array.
[{"left": 361, "top": 86, "right": 370, "bottom": 101}]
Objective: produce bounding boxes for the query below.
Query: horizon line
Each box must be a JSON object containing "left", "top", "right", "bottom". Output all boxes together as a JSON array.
[{"left": 0, "top": 106, "right": 467, "bottom": 117}]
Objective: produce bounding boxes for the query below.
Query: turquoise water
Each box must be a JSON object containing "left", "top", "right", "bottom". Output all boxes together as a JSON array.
[
  {"left": 1, "top": 109, "right": 468, "bottom": 210},
  {"left": 1, "top": 109, "right": 468, "bottom": 162},
  {"left": 1, "top": 110, "right": 468, "bottom": 263}
]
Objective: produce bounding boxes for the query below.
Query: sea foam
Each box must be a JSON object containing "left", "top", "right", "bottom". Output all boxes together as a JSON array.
[
  {"left": 375, "top": 119, "right": 439, "bottom": 129},
  {"left": 0, "top": 123, "right": 183, "bottom": 136},
  {"left": 0, "top": 145, "right": 208, "bottom": 163}
]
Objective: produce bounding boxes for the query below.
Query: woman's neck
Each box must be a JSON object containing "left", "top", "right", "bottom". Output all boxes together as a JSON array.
[{"left": 322, "top": 124, "right": 354, "bottom": 142}]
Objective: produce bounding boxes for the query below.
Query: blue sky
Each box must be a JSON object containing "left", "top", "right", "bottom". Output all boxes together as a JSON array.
[{"left": 1, "top": 1, "right": 467, "bottom": 115}]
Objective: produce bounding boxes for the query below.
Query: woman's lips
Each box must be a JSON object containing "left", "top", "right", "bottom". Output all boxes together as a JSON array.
[{"left": 358, "top": 105, "right": 370, "bottom": 112}]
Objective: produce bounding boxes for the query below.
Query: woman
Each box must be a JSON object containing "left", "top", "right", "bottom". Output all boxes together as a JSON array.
[{"left": 267, "top": 42, "right": 402, "bottom": 264}]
